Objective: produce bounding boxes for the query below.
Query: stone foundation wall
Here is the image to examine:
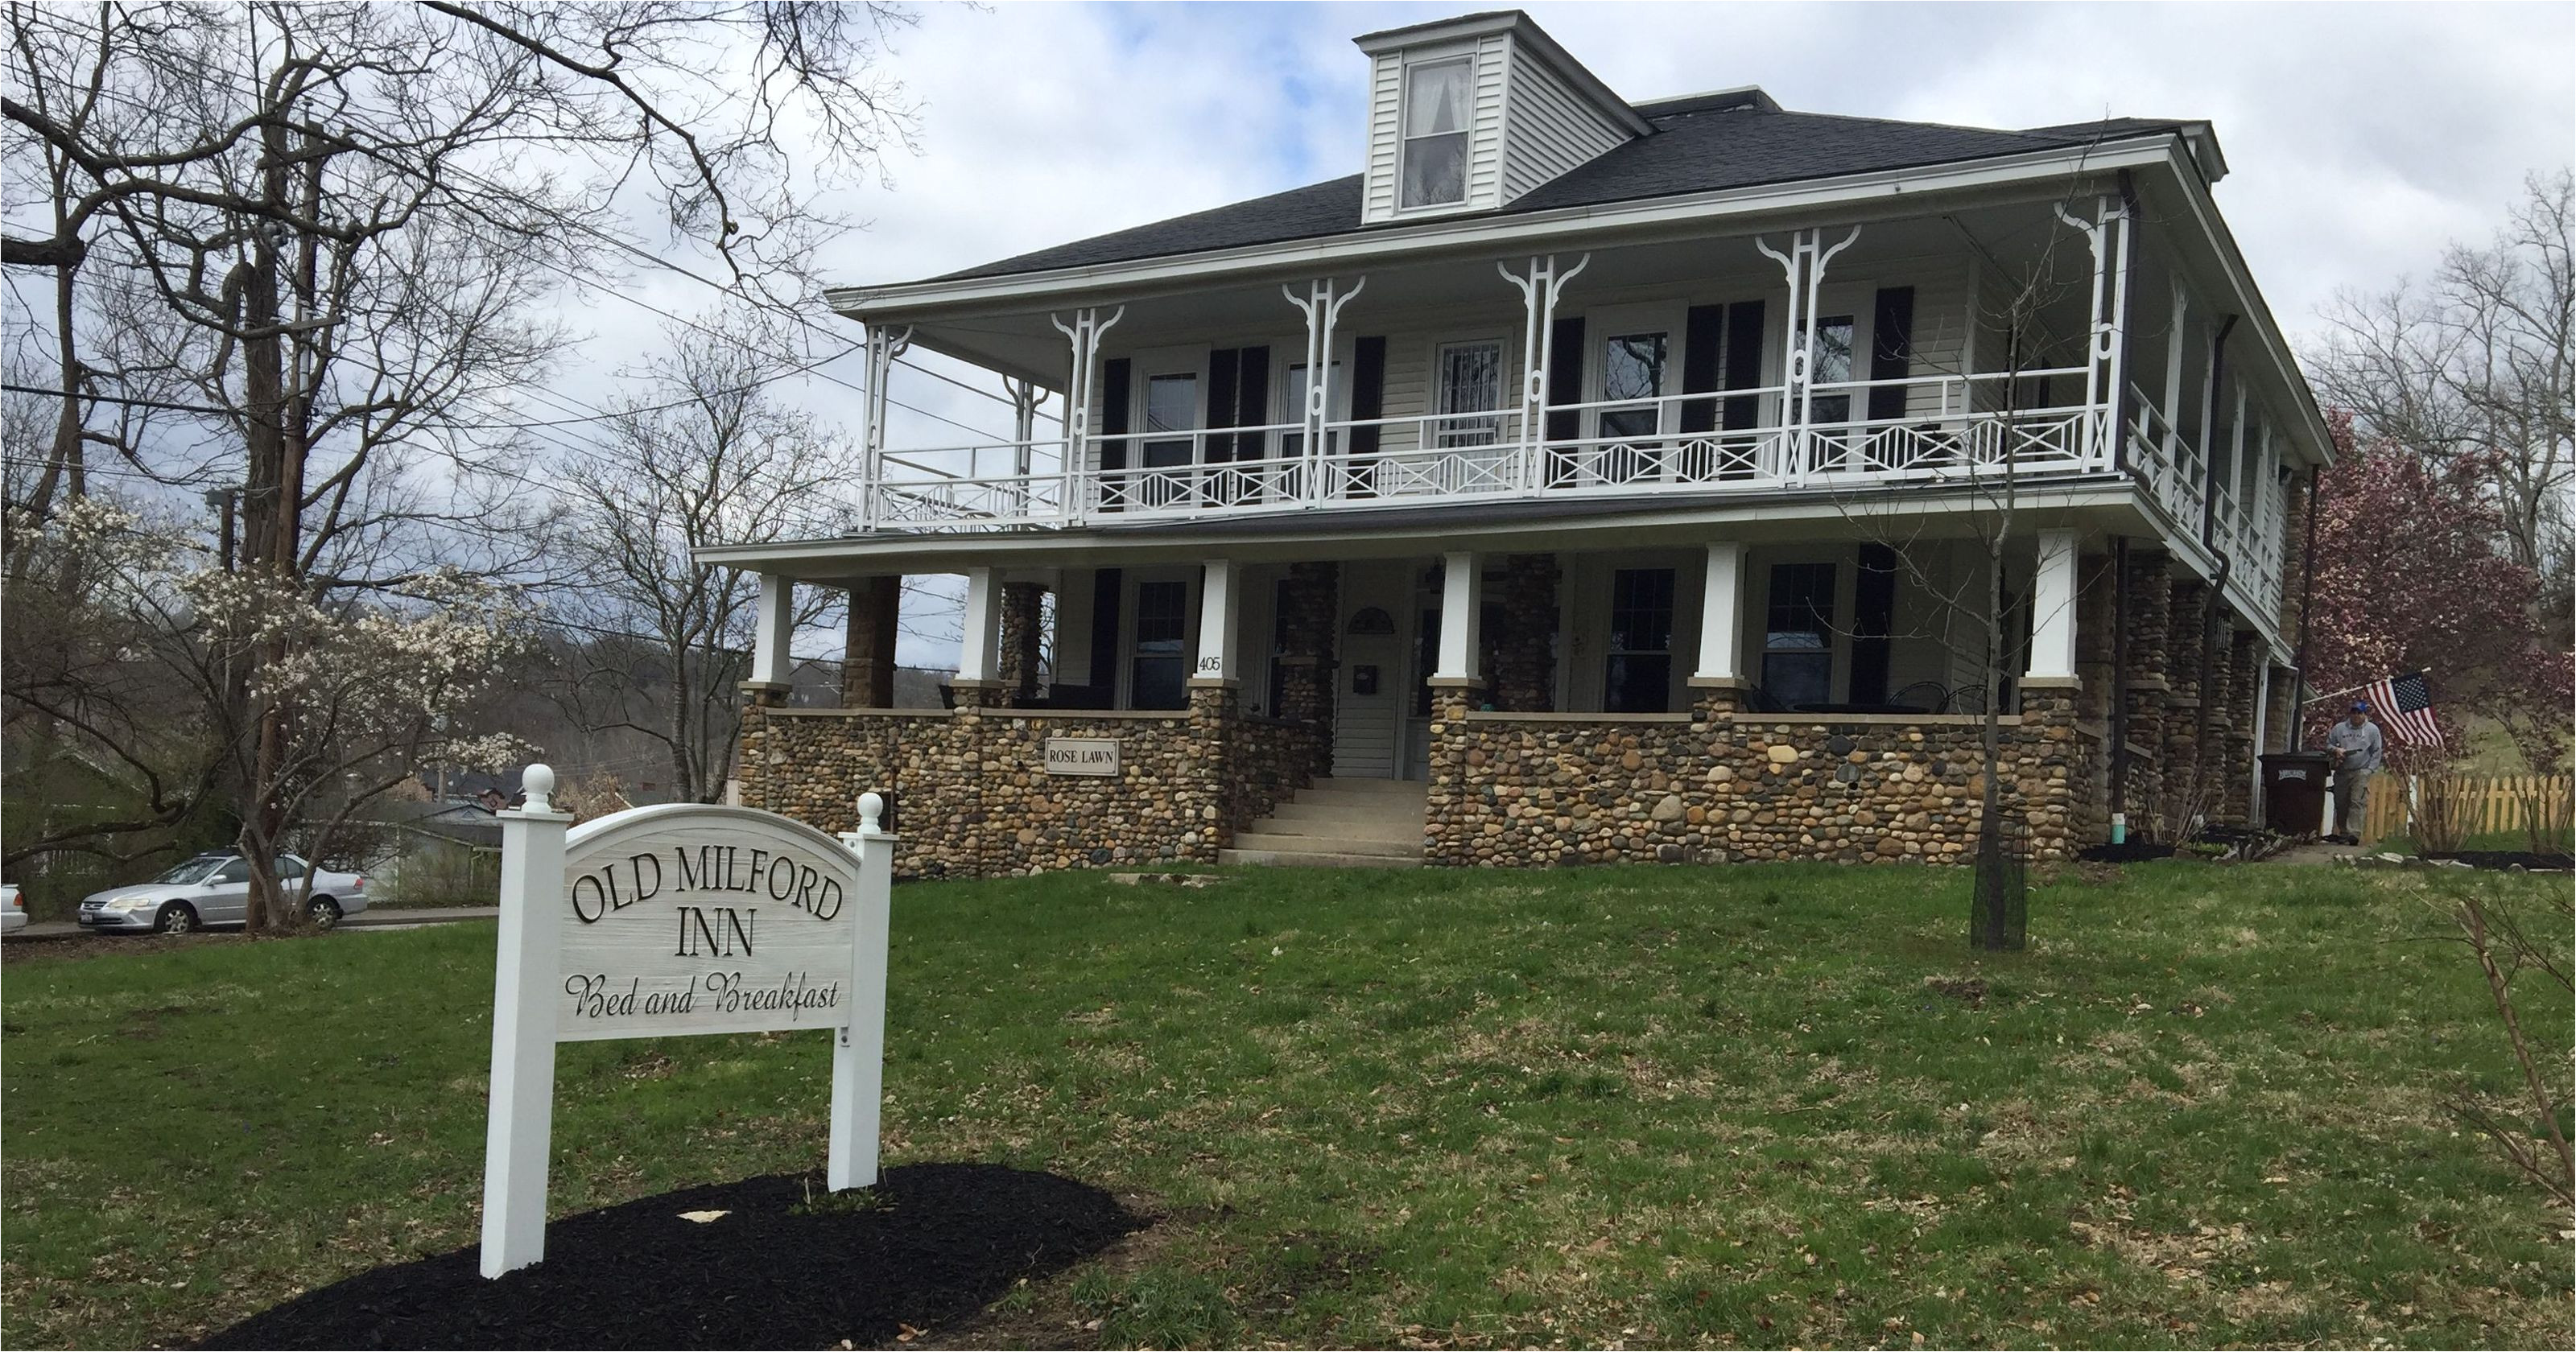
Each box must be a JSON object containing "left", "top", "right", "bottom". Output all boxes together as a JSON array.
[
  {"left": 2117, "top": 550, "right": 2172, "bottom": 831},
  {"left": 1423, "top": 695, "right": 2103, "bottom": 868},
  {"left": 1276, "top": 563, "right": 1339, "bottom": 761},
  {"left": 1491, "top": 554, "right": 1559, "bottom": 712},
  {"left": 997, "top": 582, "right": 1046, "bottom": 706},
  {"left": 738, "top": 694, "right": 1324, "bottom": 879},
  {"left": 2219, "top": 632, "right": 2261, "bottom": 824}
]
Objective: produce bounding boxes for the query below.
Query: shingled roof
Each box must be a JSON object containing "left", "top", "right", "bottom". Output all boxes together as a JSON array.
[{"left": 930, "top": 100, "right": 2190, "bottom": 284}]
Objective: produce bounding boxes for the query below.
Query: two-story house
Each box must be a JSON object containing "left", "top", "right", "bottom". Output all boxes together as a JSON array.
[{"left": 706, "top": 10, "right": 2325, "bottom": 876}]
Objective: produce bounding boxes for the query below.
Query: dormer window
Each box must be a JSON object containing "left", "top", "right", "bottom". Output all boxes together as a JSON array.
[{"left": 1399, "top": 58, "right": 1473, "bottom": 208}]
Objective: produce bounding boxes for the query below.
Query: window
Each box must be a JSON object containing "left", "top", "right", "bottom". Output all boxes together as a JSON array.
[
  {"left": 1604, "top": 567, "right": 1676, "bottom": 714},
  {"left": 275, "top": 857, "right": 308, "bottom": 880},
  {"left": 1435, "top": 340, "right": 1503, "bottom": 449},
  {"left": 211, "top": 858, "right": 251, "bottom": 885},
  {"left": 1763, "top": 563, "right": 1837, "bottom": 708},
  {"left": 1399, "top": 58, "right": 1472, "bottom": 208},
  {"left": 1598, "top": 332, "right": 1669, "bottom": 482},
  {"left": 1141, "top": 373, "right": 1197, "bottom": 506},
  {"left": 1807, "top": 316, "right": 1856, "bottom": 424},
  {"left": 1130, "top": 579, "right": 1189, "bottom": 710}
]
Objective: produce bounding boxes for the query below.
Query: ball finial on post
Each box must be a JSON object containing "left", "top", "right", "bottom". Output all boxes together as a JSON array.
[
  {"left": 857, "top": 790, "right": 886, "bottom": 835},
  {"left": 521, "top": 763, "right": 555, "bottom": 813}
]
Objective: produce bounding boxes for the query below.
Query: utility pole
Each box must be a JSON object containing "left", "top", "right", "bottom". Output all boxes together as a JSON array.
[{"left": 202, "top": 486, "right": 239, "bottom": 571}]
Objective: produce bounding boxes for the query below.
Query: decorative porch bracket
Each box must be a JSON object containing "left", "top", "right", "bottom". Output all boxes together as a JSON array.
[
  {"left": 1753, "top": 226, "right": 1859, "bottom": 485},
  {"left": 1496, "top": 254, "right": 1587, "bottom": 495},
  {"left": 860, "top": 324, "right": 914, "bottom": 530},
  {"left": 1048, "top": 306, "right": 1124, "bottom": 526},
  {"left": 2054, "top": 194, "right": 2132, "bottom": 467},
  {"left": 1282, "top": 276, "right": 1366, "bottom": 505}
]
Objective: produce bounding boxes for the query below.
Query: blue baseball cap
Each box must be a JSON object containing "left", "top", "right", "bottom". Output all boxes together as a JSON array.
[{"left": 2351, "top": 700, "right": 2370, "bottom": 712}]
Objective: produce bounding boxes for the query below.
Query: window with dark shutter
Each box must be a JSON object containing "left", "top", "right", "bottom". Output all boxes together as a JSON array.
[
  {"left": 1850, "top": 543, "right": 1897, "bottom": 705},
  {"left": 1722, "top": 301, "right": 1766, "bottom": 432},
  {"left": 1098, "top": 357, "right": 1133, "bottom": 512},
  {"left": 1346, "top": 336, "right": 1387, "bottom": 496}
]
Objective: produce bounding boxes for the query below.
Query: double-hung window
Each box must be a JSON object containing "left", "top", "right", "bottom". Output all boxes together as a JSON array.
[
  {"left": 1433, "top": 340, "right": 1507, "bottom": 493},
  {"left": 1596, "top": 332, "right": 1670, "bottom": 482},
  {"left": 1140, "top": 372, "right": 1198, "bottom": 507},
  {"left": 1762, "top": 563, "right": 1837, "bottom": 708},
  {"left": 1399, "top": 58, "right": 1472, "bottom": 209},
  {"left": 1604, "top": 567, "right": 1677, "bottom": 714}
]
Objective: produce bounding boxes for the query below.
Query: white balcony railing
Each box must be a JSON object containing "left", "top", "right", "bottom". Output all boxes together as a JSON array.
[
  {"left": 865, "top": 365, "right": 2112, "bottom": 532},
  {"left": 2123, "top": 383, "right": 2287, "bottom": 625}
]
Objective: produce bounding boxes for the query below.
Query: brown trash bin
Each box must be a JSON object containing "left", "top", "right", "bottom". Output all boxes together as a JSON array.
[{"left": 2260, "top": 752, "right": 2331, "bottom": 835}]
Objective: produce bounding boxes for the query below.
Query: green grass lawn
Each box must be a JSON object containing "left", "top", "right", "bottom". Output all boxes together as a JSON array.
[{"left": 5, "top": 863, "right": 2570, "bottom": 1349}]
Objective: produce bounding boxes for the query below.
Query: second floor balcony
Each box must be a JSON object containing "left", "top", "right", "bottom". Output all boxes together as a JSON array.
[{"left": 829, "top": 196, "right": 2299, "bottom": 626}]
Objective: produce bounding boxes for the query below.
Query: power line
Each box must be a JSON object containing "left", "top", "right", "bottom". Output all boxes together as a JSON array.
[{"left": 10, "top": 25, "right": 1036, "bottom": 447}]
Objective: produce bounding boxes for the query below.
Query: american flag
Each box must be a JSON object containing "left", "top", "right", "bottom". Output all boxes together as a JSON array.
[{"left": 2362, "top": 670, "right": 2444, "bottom": 750}]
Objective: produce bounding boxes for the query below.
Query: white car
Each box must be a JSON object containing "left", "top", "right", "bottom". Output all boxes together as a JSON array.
[
  {"left": 1, "top": 882, "right": 25, "bottom": 935},
  {"left": 75, "top": 854, "right": 369, "bottom": 933}
]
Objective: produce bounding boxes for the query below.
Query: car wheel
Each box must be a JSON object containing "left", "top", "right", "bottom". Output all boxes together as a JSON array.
[
  {"left": 155, "top": 902, "right": 200, "bottom": 934},
  {"left": 307, "top": 897, "right": 343, "bottom": 930}
]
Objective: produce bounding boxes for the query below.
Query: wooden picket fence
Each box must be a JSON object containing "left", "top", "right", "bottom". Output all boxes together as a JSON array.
[{"left": 2358, "top": 772, "right": 2576, "bottom": 845}]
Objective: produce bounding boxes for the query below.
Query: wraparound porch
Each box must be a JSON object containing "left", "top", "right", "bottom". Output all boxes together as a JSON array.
[{"left": 717, "top": 485, "right": 2301, "bottom": 874}]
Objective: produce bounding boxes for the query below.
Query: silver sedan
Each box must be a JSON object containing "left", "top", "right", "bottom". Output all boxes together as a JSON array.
[{"left": 76, "top": 854, "right": 370, "bottom": 933}]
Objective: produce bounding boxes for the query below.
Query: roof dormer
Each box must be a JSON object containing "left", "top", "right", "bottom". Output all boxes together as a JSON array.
[{"left": 1354, "top": 10, "right": 1653, "bottom": 226}]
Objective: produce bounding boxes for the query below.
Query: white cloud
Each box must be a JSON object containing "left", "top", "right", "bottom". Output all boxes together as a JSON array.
[{"left": 547, "top": 2, "right": 2574, "bottom": 667}]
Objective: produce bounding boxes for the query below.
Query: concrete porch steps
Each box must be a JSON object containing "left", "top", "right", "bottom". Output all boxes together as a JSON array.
[{"left": 1220, "top": 777, "right": 1428, "bottom": 868}]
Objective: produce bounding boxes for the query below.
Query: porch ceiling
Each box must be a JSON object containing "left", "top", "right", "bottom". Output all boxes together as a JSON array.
[{"left": 877, "top": 197, "right": 2094, "bottom": 390}]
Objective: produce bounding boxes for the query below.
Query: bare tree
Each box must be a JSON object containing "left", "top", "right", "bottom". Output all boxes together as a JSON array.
[
  {"left": 548, "top": 315, "right": 862, "bottom": 803},
  {"left": 2, "top": 2, "right": 917, "bottom": 930},
  {"left": 2310, "top": 171, "right": 2576, "bottom": 604},
  {"left": 1818, "top": 196, "right": 2103, "bottom": 947}
]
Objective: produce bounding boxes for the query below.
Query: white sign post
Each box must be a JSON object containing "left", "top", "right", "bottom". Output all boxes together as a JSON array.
[{"left": 478, "top": 765, "right": 898, "bottom": 1278}]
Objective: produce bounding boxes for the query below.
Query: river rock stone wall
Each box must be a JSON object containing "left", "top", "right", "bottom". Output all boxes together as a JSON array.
[
  {"left": 1423, "top": 692, "right": 2104, "bottom": 868},
  {"left": 737, "top": 686, "right": 1324, "bottom": 879}
]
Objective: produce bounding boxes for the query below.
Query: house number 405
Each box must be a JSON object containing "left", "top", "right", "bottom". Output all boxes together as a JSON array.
[{"left": 1195, "top": 657, "right": 1224, "bottom": 674}]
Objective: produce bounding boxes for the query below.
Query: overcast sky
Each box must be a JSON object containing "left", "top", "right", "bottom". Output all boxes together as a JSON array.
[{"left": 589, "top": 2, "right": 2576, "bottom": 666}]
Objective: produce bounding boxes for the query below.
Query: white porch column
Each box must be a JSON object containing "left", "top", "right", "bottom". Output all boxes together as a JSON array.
[
  {"left": 1435, "top": 551, "right": 1482, "bottom": 683},
  {"left": 956, "top": 567, "right": 1000, "bottom": 684},
  {"left": 1195, "top": 559, "right": 1240, "bottom": 684},
  {"left": 2026, "top": 529, "right": 2079, "bottom": 682},
  {"left": 1693, "top": 542, "right": 1747, "bottom": 682},
  {"left": 749, "top": 572, "right": 795, "bottom": 688}
]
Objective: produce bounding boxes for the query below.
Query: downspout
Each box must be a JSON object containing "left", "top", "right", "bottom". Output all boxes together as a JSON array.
[{"left": 2288, "top": 462, "right": 2322, "bottom": 750}]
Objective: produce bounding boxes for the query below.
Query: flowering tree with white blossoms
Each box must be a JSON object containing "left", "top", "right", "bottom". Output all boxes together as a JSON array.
[
  {"left": 180, "top": 564, "right": 534, "bottom": 931},
  {"left": 7, "top": 497, "right": 533, "bottom": 932}
]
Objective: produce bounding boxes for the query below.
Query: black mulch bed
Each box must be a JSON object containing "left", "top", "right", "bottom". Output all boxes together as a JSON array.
[
  {"left": 2079, "top": 842, "right": 2178, "bottom": 863},
  {"left": 200, "top": 1164, "right": 1143, "bottom": 1350},
  {"left": 2426, "top": 850, "right": 2575, "bottom": 872}
]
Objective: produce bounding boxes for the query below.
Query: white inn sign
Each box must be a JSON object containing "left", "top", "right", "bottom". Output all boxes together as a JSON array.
[{"left": 479, "top": 765, "right": 898, "bottom": 1277}]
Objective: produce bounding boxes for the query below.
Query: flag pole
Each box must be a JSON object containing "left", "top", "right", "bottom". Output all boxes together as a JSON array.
[{"left": 2300, "top": 668, "right": 2434, "bottom": 707}]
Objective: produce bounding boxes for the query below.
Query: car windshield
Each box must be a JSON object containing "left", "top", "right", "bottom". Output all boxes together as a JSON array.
[{"left": 152, "top": 856, "right": 229, "bottom": 884}]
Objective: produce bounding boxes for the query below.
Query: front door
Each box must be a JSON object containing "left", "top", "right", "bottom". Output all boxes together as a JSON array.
[{"left": 1337, "top": 606, "right": 1401, "bottom": 778}]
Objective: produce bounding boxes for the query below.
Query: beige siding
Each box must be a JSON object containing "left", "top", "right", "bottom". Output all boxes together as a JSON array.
[
  {"left": 1360, "top": 40, "right": 1510, "bottom": 225},
  {"left": 1361, "top": 52, "right": 1403, "bottom": 224},
  {"left": 1374, "top": 325, "right": 1526, "bottom": 456},
  {"left": 1500, "top": 44, "right": 1629, "bottom": 203}
]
